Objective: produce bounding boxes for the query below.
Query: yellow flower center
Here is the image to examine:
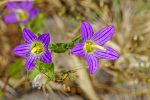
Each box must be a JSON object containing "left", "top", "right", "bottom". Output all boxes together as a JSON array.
[
  {"left": 84, "top": 40, "right": 105, "bottom": 53},
  {"left": 15, "top": 9, "right": 28, "bottom": 21},
  {"left": 31, "top": 42, "right": 44, "bottom": 55}
]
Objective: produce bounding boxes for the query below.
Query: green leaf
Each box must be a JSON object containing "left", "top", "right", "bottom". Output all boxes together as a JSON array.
[
  {"left": 49, "top": 43, "right": 69, "bottom": 53},
  {"left": 49, "top": 36, "right": 82, "bottom": 53},
  {"left": 33, "top": 61, "right": 55, "bottom": 81},
  {"left": 6, "top": 59, "right": 24, "bottom": 78},
  {"left": 68, "top": 73, "right": 78, "bottom": 81},
  {"left": 47, "top": 63, "right": 55, "bottom": 81},
  {"left": 29, "top": 67, "right": 40, "bottom": 80},
  {"left": 72, "top": 35, "right": 82, "bottom": 44},
  {"left": 27, "top": 13, "right": 45, "bottom": 34},
  {"left": 49, "top": 43, "right": 59, "bottom": 50},
  {"left": 0, "top": 90, "right": 3, "bottom": 98}
]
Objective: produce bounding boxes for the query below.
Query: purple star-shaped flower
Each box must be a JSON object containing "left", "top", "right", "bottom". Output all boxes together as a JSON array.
[
  {"left": 71, "top": 22, "right": 119, "bottom": 74},
  {"left": 13, "top": 28, "right": 52, "bottom": 70},
  {"left": 4, "top": 1, "right": 38, "bottom": 24}
]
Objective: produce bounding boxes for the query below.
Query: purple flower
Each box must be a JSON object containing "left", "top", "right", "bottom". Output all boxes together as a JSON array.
[
  {"left": 4, "top": 1, "right": 38, "bottom": 24},
  {"left": 13, "top": 28, "right": 52, "bottom": 70},
  {"left": 71, "top": 22, "right": 119, "bottom": 74}
]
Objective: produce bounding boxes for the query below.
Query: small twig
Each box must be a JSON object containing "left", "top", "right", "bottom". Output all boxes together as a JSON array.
[
  {"left": 46, "top": 85, "right": 54, "bottom": 93},
  {"left": 13, "top": 76, "right": 26, "bottom": 89},
  {"left": 72, "top": 66, "right": 88, "bottom": 71},
  {"left": 0, "top": 80, "right": 17, "bottom": 96}
]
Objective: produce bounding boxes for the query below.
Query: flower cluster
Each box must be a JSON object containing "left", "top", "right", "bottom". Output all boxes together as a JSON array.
[
  {"left": 9, "top": 1, "right": 119, "bottom": 74},
  {"left": 13, "top": 22, "right": 119, "bottom": 74},
  {"left": 4, "top": 1, "right": 38, "bottom": 24}
]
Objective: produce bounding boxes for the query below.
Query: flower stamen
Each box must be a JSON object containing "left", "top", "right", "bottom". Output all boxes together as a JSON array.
[
  {"left": 15, "top": 9, "right": 28, "bottom": 21},
  {"left": 84, "top": 40, "right": 106, "bottom": 53},
  {"left": 92, "top": 45, "right": 106, "bottom": 51},
  {"left": 31, "top": 42, "right": 44, "bottom": 55},
  {"left": 84, "top": 40, "right": 95, "bottom": 53}
]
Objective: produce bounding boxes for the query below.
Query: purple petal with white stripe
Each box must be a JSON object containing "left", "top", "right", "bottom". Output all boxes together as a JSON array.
[
  {"left": 91, "top": 25, "right": 114, "bottom": 45},
  {"left": 22, "top": 28, "right": 37, "bottom": 43},
  {"left": 26, "top": 55, "right": 36, "bottom": 70},
  {"left": 40, "top": 50, "right": 52, "bottom": 63},
  {"left": 13, "top": 44, "right": 30, "bottom": 57},
  {"left": 29, "top": 8, "right": 38, "bottom": 18},
  {"left": 37, "top": 33, "right": 50, "bottom": 47},
  {"left": 81, "top": 22, "right": 94, "bottom": 42},
  {"left": 4, "top": 13, "right": 18, "bottom": 23},
  {"left": 94, "top": 46, "right": 119, "bottom": 60},
  {"left": 71, "top": 43, "right": 85, "bottom": 56},
  {"left": 85, "top": 54, "right": 98, "bottom": 74}
]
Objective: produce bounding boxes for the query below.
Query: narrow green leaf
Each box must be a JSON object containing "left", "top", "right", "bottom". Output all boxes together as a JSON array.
[
  {"left": 29, "top": 67, "right": 40, "bottom": 80},
  {"left": 27, "top": 13, "right": 45, "bottom": 34},
  {"left": 47, "top": 63, "right": 55, "bottom": 81},
  {"left": 6, "top": 59, "right": 24, "bottom": 78},
  {"left": 0, "top": 90, "right": 3, "bottom": 99}
]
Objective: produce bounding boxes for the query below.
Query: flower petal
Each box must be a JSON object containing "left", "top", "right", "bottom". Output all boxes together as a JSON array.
[
  {"left": 21, "top": 1, "right": 33, "bottom": 11},
  {"left": 13, "top": 44, "right": 30, "bottom": 57},
  {"left": 71, "top": 43, "right": 85, "bottom": 56},
  {"left": 26, "top": 55, "right": 36, "bottom": 70},
  {"left": 94, "top": 46, "right": 119, "bottom": 60},
  {"left": 40, "top": 50, "right": 52, "bottom": 63},
  {"left": 91, "top": 25, "right": 115, "bottom": 45},
  {"left": 22, "top": 28, "right": 37, "bottom": 43},
  {"left": 81, "top": 22, "right": 94, "bottom": 42},
  {"left": 29, "top": 8, "right": 38, "bottom": 18},
  {"left": 85, "top": 54, "right": 98, "bottom": 74},
  {"left": 4, "top": 13, "right": 18, "bottom": 23},
  {"left": 37, "top": 33, "right": 50, "bottom": 47},
  {"left": 7, "top": 1, "right": 33, "bottom": 12},
  {"left": 6, "top": 2, "right": 20, "bottom": 12}
]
